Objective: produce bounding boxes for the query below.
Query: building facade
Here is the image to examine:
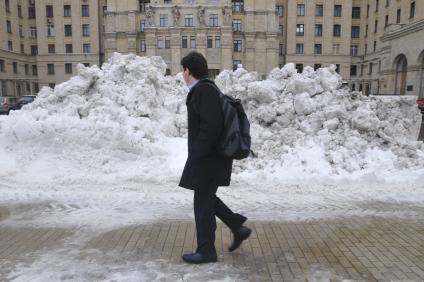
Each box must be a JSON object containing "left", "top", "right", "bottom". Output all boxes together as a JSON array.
[{"left": 1, "top": 0, "right": 423, "bottom": 98}]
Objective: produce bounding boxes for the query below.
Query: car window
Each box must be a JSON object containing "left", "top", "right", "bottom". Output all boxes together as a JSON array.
[{"left": 0, "top": 97, "right": 4, "bottom": 103}]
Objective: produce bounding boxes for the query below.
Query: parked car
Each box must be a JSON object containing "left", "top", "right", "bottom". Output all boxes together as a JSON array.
[
  {"left": 0, "top": 97, "right": 19, "bottom": 115},
  {"left": 16, "top": 95, "right": 36, "bottom": 109}
]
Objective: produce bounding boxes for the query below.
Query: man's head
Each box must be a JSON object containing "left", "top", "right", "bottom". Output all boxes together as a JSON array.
[{"left": 181, "top": 51, "right": 208, "bottom": 85}]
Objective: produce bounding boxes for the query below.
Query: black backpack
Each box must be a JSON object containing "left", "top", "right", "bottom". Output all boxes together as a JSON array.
[{"left": 199, "top": 79, "right": 252, "bottom": 160}]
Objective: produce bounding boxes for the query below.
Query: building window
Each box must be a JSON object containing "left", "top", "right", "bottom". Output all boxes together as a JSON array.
[
  {"left": 160, "top": 14, "right": 168, "bottom": 27},
  {"left": 297, "top": 4, "right": 305, "bottom": 16},
  {"left": 5, "top": 0, "right": 10, "bottom": 12},
  {"left": 365, "top": 44, "right": 368, "bottom": 54},
  {"left": 397, "top": 9, "right": 401, "bottom": 23},
  {"left": 296, "top": 43, "right": 304, "bottom": 54},
  {"left": 165, "top": 36, "right": 170, "bottom": 49},
  {"left": 315, "top": 24, "right": 322, "bottom": 37},
  {"left": 65, "top": 63, "right": 72, "bottom": 74},
  {"left": 350, "top": 65, "right": 357, "bottom": 76},
  {"left": 46, "top": 5, "right": 53, "bottom": 17},
  {"left": 296, "top": 64, "right": 303, "bottom": 73},
  {"left": 65, "top": 25, "right": 72, "bottom": 36},
  {"left": 333, "top": 24, "right": 341, "bottom": 37},
  {"left": 207, "top": 36, "right": 213, "bottom": 48},
  {"left": 182, "top": 36, "right": 187, "bottom": 48},
  {"left": 29, "top": 5, "right": 36, "bottom": 19},
  {"left": 65, "top": 44, "right": 73, "bottom": 53},
  {"left": 64, "top": 5, "right": 71, "bottom": 17},
  {"left": 0, "top": 60, "right": 4, "bottom": 72},
  {"left": 47, "top": 64, "right": 55, "bottom": 75},
  {"left": 316, "top": 4, "right": 323, "bottom": 16},
  {"left": 32, "top": 65, "right": 37, "bottom": 75},
  {"left": 385, "top": 15, "right": 389, "bottom": 27},
  {"left": 47, "top": 24, "right": 55, "bottom": 36},
  {"left": 336, "top": 64, "right": 340, "bottom": 74},
  {"left": 8, "top": 41, "right": 12, "bottom": 51},
  {"left": 351, "top": 45, "right": 359, "bottom": 56},
  {"left": 139, "top": 0, "right": 150, "bottom": 13},
  {"left": 140, "top": 40, "right": 146, "bottom": 52},
  {"left": 184, "top": 14, "right": 193, "bottom": 27},
  {"left": 367, "top": 4, "right": 370, "bottom": 17},
  {"left": 6, "top": 20, "right": 12, "bottom": 33},
  {"left": 334, "top": 5, "right": 342, "bottom": 17},
  {"left": 215, "top": 36, "right": 221, "bottom": 48},
  {"left": 386, "top": 0, "right": 390, "bottom": 7},
  {"left": 140, "top": 20, "right": 146, "bottom": 32},
  {"left": 314, "top": 64, "right": 321, "bottom": 71},
  {"left": 333, "top": 44, "right": 340, "bottom": 55},
  {"left": 20, "top": 44, "right": 24, "bottom": 53},
  {"left": 233, "top": 60, "right": 241, "bottom": 71},
  {"left": 164, "top": 0, "right": 172, "bottom": 4},
  {"left": 314, "top": 44, "right": 322, "bottom": 55},
  {"left": 190, "top": 36, "right": 196, "bottom": 48},
  {"left": 376, "top": 0, "right": 379, "bottom": 12},
  {"left": 369, "top": 62, "right": 373, "bottom": 75},
  {"left": 82, "top": 24, "right": 90, "bottom": 37},
  {"left": 83, "top": 43, "right": 91, "bottom": 53},
  {"left": 278, "top": 24, "right": 283, "bottom": 35},
  {"left": 13, "top": 62, "right": 18, "bottom": 74},
  {"left": 209, "top": 14, "right": 218, "bottom": 27},
  {"left": 31, "top": 45, "right": 38, "bottom": 55},
  {"left": 30, "top": 26, "right": 37, "bottom": 38},
  {"left": 374, "top": 20, "right": 378, "bottom": 33},
  {"left": 233, "top": 19, "right": 241, "bottom": 31},
  {"left": 296, "top": 24, "right": 304, "bottom": 36},
  {"left": 233, "top": 40, "right": 242, "bottom": 52},
  {"left": 157, "top": 36, "right": 164, "bottom": 48},
  {"left": 18, "top": 4, "right": 22, "bottom": 17},
  {"left": 373, "top": 41, "right": 377, "bottom": 52},
  {"left": 19, "top": 25, "right": 23, "bottom": 37},
  {"left": 276, "top": 5, "right": 284, "bottom": 17},
  {"left": 279, "top": 44, "right": 284, "bottom": 56},
  {"left": 48, "top": 44, "right": 55, "bottom": 53},
  {"left": 365, "top": 24, "right": 369, "bottom": 37},
  {"left": 410, "top": 1, "right": 415, "bottom": 18},
  {"left": 232, "top": 0, "right": 244, "bottom": 13},
  {"left": 351, "top": 26, "right": 360, "bottom": 38},
  {"left": 352, "top": 7, "right": 361, "bottom": 19},
  {"left": 82, "top": 5, "right": 89, "bottom": 17}
]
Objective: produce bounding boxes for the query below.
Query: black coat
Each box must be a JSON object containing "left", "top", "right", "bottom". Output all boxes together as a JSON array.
[{"left": 179, "top": 79, "right": 233, "bottom": 190}]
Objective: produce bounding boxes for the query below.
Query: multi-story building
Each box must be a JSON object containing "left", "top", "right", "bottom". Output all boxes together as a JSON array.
[
  {"left": 105, "top": 0, "right": 278, "bottom": 78},
  {"left": 0, "top": 0, "right": 106, "bottom": 96},
  {"left": 1, "top": 0, "right": 423, "bottom": 98}
]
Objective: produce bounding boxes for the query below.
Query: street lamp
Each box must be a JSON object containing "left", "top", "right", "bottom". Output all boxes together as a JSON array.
[{"left": 418, "top": 98, "right": 424, "bottom": 141}]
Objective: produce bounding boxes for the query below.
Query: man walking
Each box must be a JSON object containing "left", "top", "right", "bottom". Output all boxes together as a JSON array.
[{"left": 179, "top": 51, "right": 251, "bottom": 264}]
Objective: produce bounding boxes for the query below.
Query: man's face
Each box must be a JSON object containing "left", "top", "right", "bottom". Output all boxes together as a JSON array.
[{"left": 183, "top": 68, "right": 191, "bottom": 85}]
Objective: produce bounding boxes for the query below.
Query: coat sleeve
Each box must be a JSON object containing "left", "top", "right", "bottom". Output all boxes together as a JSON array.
[{"left": 191, "top": 84, "right": 223, "bottom": 160}]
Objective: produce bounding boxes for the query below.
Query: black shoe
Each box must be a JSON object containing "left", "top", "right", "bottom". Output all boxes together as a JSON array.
[
  {"left": 229, "top": 226, "right": 252, "bottom": 252},
  {"left": 182, "top": 252, "right": 218, "bottom": 264}
]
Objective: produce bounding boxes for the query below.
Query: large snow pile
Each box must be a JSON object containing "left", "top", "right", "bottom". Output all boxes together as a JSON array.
[{"left": 0, "top": 53, "right": 423, "bottom": 186}]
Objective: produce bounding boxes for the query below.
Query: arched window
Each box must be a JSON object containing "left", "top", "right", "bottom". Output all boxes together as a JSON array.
[{"left": 394, "top": 54, "right": 408, "bottom": 95}]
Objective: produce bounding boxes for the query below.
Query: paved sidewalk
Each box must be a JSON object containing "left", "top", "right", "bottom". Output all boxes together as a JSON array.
[{"left": 1, "top": 216, "right": 424, "bottom": 281}]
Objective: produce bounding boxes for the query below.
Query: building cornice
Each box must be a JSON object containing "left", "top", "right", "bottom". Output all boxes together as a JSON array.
[{"left": 381, "top": 19, "right": 424, "bottom": 42}]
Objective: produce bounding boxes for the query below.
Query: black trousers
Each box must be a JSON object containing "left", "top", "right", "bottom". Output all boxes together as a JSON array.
[{"left": 194, "top": 183, "right": 247, "bottom": 255}]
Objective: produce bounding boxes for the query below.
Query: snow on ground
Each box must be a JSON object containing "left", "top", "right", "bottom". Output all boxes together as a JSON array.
[
  {"left": 0, "top": 53, "right": 423, "bottom": 189},
  {"left": 1, "top": 53, "right": 424, "bottom": 281}
]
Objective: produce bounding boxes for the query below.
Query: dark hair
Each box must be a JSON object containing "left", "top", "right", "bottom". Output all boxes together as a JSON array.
[{"left": 180, "top": 51, "right": 208, "bottom": 79}]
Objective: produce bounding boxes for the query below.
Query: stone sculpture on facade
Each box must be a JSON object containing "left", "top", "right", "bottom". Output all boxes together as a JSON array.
[
  {"left": 146, "top": 5, "right": 155, "bottom": 27},
  {"left": 172, "top": 6, "right": 181, "bottom": 26},
  {"left": 197, "top": 6, "right": 205, "bottom": 27},
  {"left": 222, "top": 6, "right": 232, "bottom": 25}
]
